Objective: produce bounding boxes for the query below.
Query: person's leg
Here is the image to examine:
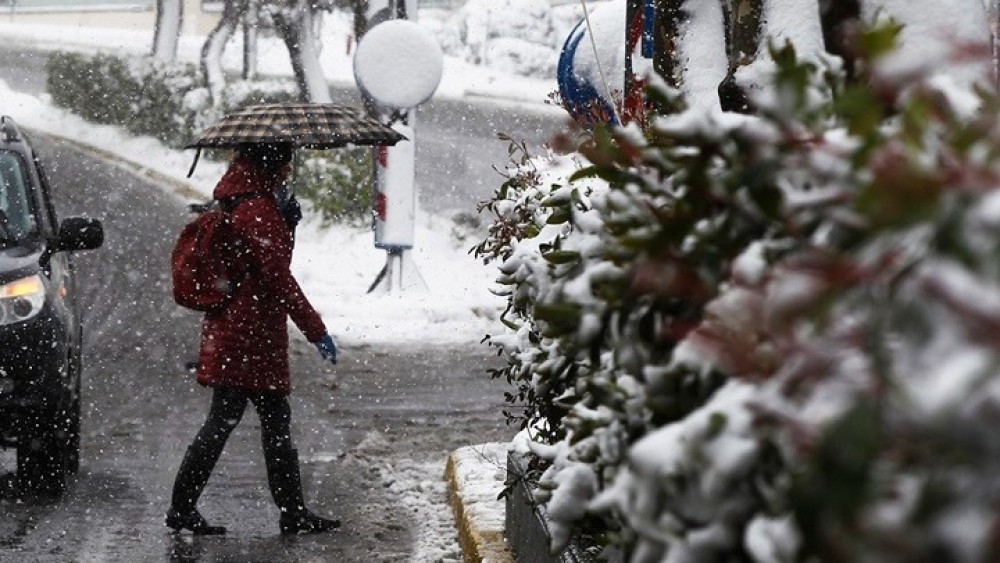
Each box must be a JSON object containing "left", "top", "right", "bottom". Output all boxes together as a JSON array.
[
  {"left": 167, "top": 388, "right": 248, "bottom": 534},
  {"left": 251, "top": 392, "right": 340, "bottom": 534},
  {"left": 253, "top": 392, "right": 295, "bottom": 511}
]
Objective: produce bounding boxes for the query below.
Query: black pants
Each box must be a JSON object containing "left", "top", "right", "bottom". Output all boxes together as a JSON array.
[
  {"left": 194, "top": 387, "right": 291, "bottom": 460},
  {"left": 171, "top": 387, "right": 302, "bottom": 513}
]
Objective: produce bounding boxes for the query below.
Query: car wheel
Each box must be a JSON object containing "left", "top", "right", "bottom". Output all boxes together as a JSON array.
[{"left": 16, "top": 409, "right": 69, "bottom": 495}]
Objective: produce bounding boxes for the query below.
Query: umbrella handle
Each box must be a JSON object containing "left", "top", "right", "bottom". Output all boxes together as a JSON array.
[{"left": 186, "top": 147, "right": 202, "bottom": 178}]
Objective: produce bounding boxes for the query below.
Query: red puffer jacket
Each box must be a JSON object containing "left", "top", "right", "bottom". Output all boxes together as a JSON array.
[{"left": 196, "top": 155, "right": 326, "bottom": 395}]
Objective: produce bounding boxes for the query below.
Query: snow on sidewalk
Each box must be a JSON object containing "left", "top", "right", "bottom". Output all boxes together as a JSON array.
[{"left": 445, "top": 443, "right": 513, "bottom": 563}]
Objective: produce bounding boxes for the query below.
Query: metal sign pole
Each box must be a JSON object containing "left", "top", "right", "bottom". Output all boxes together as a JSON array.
[{"left": 363, "top": 0, "right": 425, "bottom": 294}]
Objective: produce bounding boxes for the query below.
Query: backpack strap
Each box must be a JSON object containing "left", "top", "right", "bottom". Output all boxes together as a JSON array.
[{"left": 218, "top": 193, "right": 267, "bottom": 213}]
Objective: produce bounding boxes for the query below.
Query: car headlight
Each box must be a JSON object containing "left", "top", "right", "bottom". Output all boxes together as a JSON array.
[{"left": 0, "top": 274, "right": 45, "bottom": 325}]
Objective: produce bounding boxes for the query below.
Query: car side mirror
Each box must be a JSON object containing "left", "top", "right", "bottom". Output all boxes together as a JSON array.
[{"left": 57, "top": 217, "right": 104, "bottom": 251}]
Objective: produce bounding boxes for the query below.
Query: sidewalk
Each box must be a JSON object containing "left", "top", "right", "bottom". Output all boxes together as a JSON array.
[{"left": 445, "top": 443, "right": 515, "bottom": 563}]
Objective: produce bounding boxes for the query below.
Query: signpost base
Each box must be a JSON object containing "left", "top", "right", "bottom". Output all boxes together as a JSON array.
[{"left": 366, "top": 248, "right": 427, "bottom": 294}]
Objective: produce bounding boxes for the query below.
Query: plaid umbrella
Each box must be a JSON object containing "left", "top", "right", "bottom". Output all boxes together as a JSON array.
[{"left": 188, "top": 103, "right": 406, "bottom": 149}]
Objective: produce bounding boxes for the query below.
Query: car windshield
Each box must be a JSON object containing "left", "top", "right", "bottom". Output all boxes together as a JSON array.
[{"left": 0, "top": 150, "right": 36, "bottom": 245}]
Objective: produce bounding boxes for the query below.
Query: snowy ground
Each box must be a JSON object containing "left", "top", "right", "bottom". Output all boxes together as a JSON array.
[{"left": 0, "top": 6, "right": 569, "bottom": 560}]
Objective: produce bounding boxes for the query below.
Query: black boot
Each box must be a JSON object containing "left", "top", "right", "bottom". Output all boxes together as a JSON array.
[
  {"left": 279, "top": 509, "right": 341, "bottom": 535},
  {"left": 166, "top": 444, "right": 226, "bottom": 535},
  {"left": 266, "top": 446, "right": 340, "bottom": 535},
  {"left": 165, "top": 507, "right": 227, "bottom": 535}
]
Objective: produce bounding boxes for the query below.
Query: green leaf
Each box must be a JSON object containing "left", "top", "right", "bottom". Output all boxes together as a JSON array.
[
  {"left": 856, "top": 21, "right": 903, "bottom": 60},
  {"left": 706, "top": 412, "right": 727, "bottom": 440},
  {"left": 534, "top": 303, "right": 582, "bottom": 336},
  {"left": 569, "top": 165, "right": 602, "bottom": 181},
  {"left": 541, "top": 188, "right": 571, "bottom": 207},
  {"left": 836, "top": 87, "right": 885, "bottom": 136},
  {"left": 547, "top": 208, "right": 571, "bottom": 224},
  {"left": 543, "top": 250, "right": 581, "bottom": 264}
]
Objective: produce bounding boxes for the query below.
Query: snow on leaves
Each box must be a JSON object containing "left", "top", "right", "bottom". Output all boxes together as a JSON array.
[{"left": 478, "top": 24, "right": 1000, "bottom": 563}]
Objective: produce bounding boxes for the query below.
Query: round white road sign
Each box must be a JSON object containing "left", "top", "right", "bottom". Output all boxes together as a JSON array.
[{"left": 354, "top": 20, "right": 444, "bottom": 109}]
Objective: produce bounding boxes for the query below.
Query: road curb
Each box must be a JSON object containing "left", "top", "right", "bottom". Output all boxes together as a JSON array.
[{"left": 445, "top": 444, "right": 514, "bottom": 563}]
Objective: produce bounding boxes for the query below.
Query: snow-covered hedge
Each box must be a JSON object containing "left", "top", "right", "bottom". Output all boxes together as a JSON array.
[
  {"left": 45, "top": 51, "right": 303, "bottom": 149},
  {"left": 479, "top": 26, "right": 1000, "bottom": 562},
  {"left": 47, "top": 51, "right": 200, "bottom": 148},
  {"left": 292, "top": 147, "right": 372, "bottom": 226}
]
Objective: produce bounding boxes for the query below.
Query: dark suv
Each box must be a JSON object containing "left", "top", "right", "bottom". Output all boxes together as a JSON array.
[{"left": 0, "top": 116, "right": 103, "bottom": 494}]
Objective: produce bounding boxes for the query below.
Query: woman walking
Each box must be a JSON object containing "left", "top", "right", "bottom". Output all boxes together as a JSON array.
[{"left": 166, "top": 143, "right": 340, "bottom": 535}]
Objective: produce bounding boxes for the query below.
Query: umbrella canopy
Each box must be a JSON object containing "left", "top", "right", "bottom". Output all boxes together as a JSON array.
[{"left": 187, "top": 103, "right": 406, "bottom": 150}]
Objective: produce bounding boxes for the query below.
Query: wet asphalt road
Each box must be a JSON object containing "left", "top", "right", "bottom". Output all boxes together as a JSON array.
[{"left": 0, "top": 102, "right": 515, "bottom": 560}]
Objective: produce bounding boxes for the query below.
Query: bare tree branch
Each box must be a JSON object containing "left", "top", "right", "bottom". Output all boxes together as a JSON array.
[
  {"left": 272, "top": 0, "right": 333, "bottom": 103},
  {"left": 152, "top": 0, "right": 184, "bottom": 63},
  {"left": 201, "top": 0, "right": 246, "bottom": 105}
]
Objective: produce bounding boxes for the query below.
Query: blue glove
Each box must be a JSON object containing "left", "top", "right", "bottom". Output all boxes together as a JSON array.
[{"left": 315, "top": 333, "right": 338, "bottom": 364}]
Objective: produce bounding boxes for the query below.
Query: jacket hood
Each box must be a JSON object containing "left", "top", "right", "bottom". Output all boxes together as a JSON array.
[{"left": 212, "top": 155, "right": 284, "bottom": 201}]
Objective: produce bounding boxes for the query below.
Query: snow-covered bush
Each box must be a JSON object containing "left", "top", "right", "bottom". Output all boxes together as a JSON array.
[
  {"left": 47, "top": 52, "right": 137, "bottom": 126},
  {"left": 434, "top": 0, "right": 560, "bottom": 77},
  {"left": 291, "top": 147, "right": 373, "bottom": 225},
  {"left": 480, "top": 24, "right": 1000, "bottom": 561},
  {"left": 47, "top": 52, "right": 200, "bottom": 147}
]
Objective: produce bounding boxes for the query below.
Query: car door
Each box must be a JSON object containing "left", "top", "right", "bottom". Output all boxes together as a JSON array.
[{"left": 31, "top": 153, "right": 78, "bottom": 371}]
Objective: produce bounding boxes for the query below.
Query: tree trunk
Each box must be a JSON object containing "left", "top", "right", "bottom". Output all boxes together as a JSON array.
[
  {"left": 201, "top": 0, "right": 244, "bottom": 105},
  {"left": 243, "top": 2, "right": 259, "bottom": 80},
  {"left": 273, "top": 0, "right": 333, "bottom": 103},
  {"left": 717, "top": 0, "right": 761, "bottom": 112},
  {"left": 152, "top": 0, "right": 183, "bottom": 63},
  {"left": 818, "top": 0, "right": 860, "bottom": 81},
  {"left": 352, "top": 0, "right": 369, "bottom": 42},
  {"left": 332, "top": 0, "right": 369, "bottom": 37},
  {"left": 652, "top": 0, "right": 687, "bottom": 90}
]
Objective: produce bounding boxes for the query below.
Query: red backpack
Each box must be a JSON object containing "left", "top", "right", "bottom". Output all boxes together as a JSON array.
[{"left": 171, "top": 196, "right": 257, "bottom": 312}]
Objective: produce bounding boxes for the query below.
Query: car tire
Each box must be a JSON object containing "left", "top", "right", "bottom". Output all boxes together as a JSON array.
[{"left": 16, "top": 409, "right": 69, "bottom": 495}]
